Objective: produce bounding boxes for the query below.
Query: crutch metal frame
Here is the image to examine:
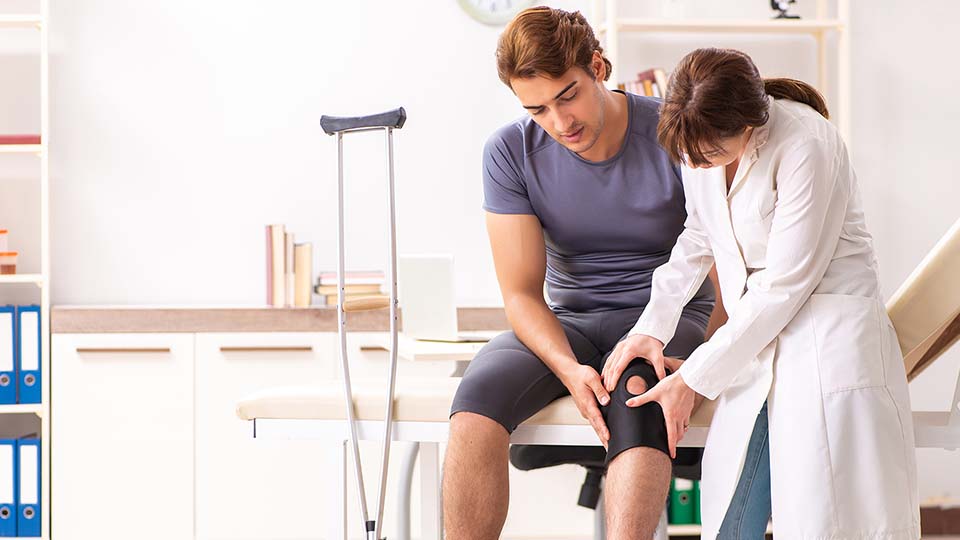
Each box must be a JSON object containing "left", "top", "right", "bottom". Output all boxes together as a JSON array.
[{"left": 321, "top": 107, "right": 407, "bottom": 540}]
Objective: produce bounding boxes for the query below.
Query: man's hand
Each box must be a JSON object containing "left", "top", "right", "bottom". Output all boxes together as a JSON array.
[
  {"left": 625, "top": 371, "right": 696, "bottom": 458},
  {"left": 562, "top": 364, "right": 612, "bottom": 449},
  {"left": 602, "top": 334, "right": 683, "bottom": 391}
]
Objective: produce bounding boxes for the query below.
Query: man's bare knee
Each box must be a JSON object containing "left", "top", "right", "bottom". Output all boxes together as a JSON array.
[
  {"left": 450, "top": 411, "right": 509, "bottom": 440},
  {"left": 626, "top": 375, "right": 648, "bottom": 395}
]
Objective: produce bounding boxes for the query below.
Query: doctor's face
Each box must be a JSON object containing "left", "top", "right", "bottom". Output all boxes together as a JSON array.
[
  {"left": 690, "top": 126, "right": 754, "bottom": 169},
  {"left": 510, "top": 57, "right": 607, "bottom": 156}
]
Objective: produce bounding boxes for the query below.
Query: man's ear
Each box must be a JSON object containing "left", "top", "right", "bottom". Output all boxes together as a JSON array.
[{"left": 592, "top": 50, "right": 606, "bottom": 81}]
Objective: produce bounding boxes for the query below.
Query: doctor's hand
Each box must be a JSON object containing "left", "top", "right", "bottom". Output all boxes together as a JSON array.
[
  {"left": 625, "top": 372, "right": 696, "bottom": 459},
  {"left": 561, "top": 364, "right": 611, "bottom": 450},
  {"left": 602, "top": 333, "right": 682, "bottom": 392}
]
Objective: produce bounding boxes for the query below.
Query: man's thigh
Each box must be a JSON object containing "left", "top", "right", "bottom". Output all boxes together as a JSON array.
[{"left": 450, "top": 316, "right": 603, "bottom": 433}]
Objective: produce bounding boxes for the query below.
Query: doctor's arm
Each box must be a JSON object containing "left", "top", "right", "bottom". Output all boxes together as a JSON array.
[
  {"left": 602, "top": 182, "right": 716, "bottom": 390},
  {"left": 675, "top": 138, "right": 849, "bottom": 400}
]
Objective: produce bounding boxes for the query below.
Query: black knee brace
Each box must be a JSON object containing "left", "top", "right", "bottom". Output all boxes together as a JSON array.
[{"left": 601, "top": 358, "right": 670, "bottom": 465}]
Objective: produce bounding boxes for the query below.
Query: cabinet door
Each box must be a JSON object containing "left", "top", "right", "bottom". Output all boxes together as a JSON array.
[
  {"left": 194, "top": 332, "right": 338, "bottom": 540},
  {"left": 51, "top": 333, "right": 194, "bottom": 540}
]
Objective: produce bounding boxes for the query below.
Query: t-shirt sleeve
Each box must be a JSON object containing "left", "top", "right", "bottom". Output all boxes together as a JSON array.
[{"left": 481, "top": 128, "right": 535, "bottom": 215}]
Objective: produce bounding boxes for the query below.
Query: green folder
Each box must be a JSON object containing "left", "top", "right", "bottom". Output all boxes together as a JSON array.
[
  {"left": 669, "top": 478, "right": 696, "bottom": 525},
  {"left": 694, "top": 480, "right": 702, "bottom": 524}
]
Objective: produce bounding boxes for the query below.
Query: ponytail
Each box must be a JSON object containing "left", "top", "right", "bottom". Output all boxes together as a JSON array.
[{"left": 763, "top": 78, "right": 829, "bottom": 119}]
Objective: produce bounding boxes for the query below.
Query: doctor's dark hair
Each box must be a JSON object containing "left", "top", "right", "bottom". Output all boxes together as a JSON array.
[
  {"left": 496, "top": 6, "right": 612, "bottom": 90},
  {"left": 657, "top": 47, "right": 829, "bottom": 167}
]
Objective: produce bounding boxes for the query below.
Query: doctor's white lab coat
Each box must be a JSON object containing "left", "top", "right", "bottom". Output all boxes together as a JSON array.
[{"left": 630, "top": 97, "right": 920, "bottom": 539}]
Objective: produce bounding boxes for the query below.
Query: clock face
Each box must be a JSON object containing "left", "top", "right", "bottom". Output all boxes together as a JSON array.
[{"left": 458, "top": 0, "right": 536, "bottom": 25}]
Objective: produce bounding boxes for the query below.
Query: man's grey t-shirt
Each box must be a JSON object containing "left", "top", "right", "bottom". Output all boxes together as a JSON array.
[{"left": 482, "top": 91, "right": 714, "bottom": 317}]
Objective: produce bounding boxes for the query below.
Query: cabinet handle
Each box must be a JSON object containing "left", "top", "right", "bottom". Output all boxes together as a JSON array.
[
  {"left": 76, "top": 347, "right": 172, "bottom": 354},
  {"left": 218, "top": 346, "right": 314, "bottom": 353}
]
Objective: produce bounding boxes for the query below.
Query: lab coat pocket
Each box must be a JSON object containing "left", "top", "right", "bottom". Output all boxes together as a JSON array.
[
  {"left": 809, "top": 294, "right": 886, "bottom": 394},
  {"left": 756, "top": 188, "right": 777, "bottom": 221},
  {"left": 736, "top": 210, "right": 775, "bottom": 269}
]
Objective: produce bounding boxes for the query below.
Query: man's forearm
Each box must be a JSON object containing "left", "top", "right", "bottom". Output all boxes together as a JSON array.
[{"left": 503, "top": 293, "right": 581, "bottom": 384}]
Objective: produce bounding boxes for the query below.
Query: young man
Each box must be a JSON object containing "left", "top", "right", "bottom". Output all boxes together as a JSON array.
[{"left": 443, "top": 7, "right": 719, "bottom": 539}]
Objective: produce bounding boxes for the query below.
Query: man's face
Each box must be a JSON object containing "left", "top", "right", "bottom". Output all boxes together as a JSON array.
[{"left": 510, "top": 61, "right": 606, "bottom": 156}]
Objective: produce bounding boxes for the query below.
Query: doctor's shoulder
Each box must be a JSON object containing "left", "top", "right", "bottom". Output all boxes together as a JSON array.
[{"left": 771, "top": 98, "right": 844, "bottom": 155}]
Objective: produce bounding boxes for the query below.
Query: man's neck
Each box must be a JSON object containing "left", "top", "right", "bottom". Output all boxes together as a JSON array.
[{"left": 578, "top": 89, "right": 628, "bottom": 162}]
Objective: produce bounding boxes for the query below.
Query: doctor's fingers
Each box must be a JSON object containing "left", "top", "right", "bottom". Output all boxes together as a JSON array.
[
  {"left": 663, "top": 356, "right": 684, "bottom": 373},
  {"left": 600, "top": 343, "right": 619, "bottom": 388},
  {"left": 601, "top": 340, "right": 630, "bottom": 385},
  {"left": 643, "top": 352, "right": 667, "bottom": 381},
  {"left": 624, "top": 383, "right": 661, "bottom": 408},
  {"left": 665, "top": 416, "right": 684, "bottom": 459}
]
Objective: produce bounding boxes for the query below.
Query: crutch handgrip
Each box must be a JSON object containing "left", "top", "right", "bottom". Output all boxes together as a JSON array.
[
  {"left": 321, "top": 108, "right": 406, "bottom": 135},
  {"left": 342, "top": 295, "right": 391, "bottom": 312}
]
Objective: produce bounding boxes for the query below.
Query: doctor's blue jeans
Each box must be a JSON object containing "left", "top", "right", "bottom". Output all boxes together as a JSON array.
[{"left": 717, "top": 401, "right": 772, "bottom": 539}]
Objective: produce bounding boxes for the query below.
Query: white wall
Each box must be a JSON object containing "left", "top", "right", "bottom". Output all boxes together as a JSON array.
[{"left": 1, "top": 0, "right": 959, "bottom": 536}]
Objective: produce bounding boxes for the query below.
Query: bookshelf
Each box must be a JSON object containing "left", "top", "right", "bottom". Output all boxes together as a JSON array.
[
  {"left": 593, "top": 0, "right": 851, "bottom": 141},
  {"left": 0, "top": 0, "right": 49, "bottom": 538}
]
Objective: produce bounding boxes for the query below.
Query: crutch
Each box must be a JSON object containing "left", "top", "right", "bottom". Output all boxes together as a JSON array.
[{"left": 320, "top": 107, "right": 406, "bottom": 540}]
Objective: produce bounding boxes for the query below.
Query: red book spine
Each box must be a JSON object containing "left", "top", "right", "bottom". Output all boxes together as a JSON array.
[{"left": 0, "top": 135, "right": 41, "bottom": 145}]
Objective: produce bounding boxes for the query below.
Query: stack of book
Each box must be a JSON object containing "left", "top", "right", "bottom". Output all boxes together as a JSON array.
[
  {"left": 314, "top": 270, "right": 385, "bottom": 306},
  {"left": 265, "top": 224, "right": 313, "bottom": 308},
  {"left": 618, "top": 68, "right": 669, "bottom": 98}
]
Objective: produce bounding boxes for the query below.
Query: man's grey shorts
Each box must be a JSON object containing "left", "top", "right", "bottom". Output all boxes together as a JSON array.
[{"left": 449, "top": 305, "right": 710, "bottom": 465}]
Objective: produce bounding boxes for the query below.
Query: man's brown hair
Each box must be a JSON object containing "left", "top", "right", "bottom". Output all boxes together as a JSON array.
[{"left": 496, "top": 6, "right": 612, "bottom": 90}]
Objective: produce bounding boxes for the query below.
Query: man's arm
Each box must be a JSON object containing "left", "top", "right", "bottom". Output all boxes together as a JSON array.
[
  {"left": 486, "top": 211, "right": 611, "bottom": 445},
  {"left": 487, "top": 211, "right": 581, "bottom": 381}
]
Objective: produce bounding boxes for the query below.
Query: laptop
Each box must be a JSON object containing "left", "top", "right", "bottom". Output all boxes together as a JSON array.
[{"left": 397, "top": 254, "right": 497, "bottom": 343}]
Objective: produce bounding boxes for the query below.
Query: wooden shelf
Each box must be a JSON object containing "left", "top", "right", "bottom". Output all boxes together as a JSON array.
[
  {"left": 0, "top": 404, "right": 42, "bottom": 416},
  {"left": 0, "top": 144, "right": 42, "bottom": 154},
  {"left": 0, "top": 14, "right": 42, "bottom": 28},
  {"left": 0, "top": 274, "right": 45, "bottom": 286},
  {"left": 599, "top": 18, "right": 844, "bottom": 35}
]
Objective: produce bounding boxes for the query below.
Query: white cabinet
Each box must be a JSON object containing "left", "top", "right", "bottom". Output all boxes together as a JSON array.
[
  {"left": 194, "top": 332, "right": 337, "bottom": 540},
  {"left": 51, "top": 333, "right": 195, "bottom": 540}
]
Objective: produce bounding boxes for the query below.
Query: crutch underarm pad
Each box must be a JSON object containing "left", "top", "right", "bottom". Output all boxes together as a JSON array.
[{"left": 321, "top": 107, "right": 406, "bottom": 134}]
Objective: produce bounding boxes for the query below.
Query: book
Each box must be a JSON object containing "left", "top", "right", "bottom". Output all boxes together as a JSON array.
[
  {"left": 642, "top": 79, "right": 653, "bottom": 97},
  {"left": 265, "top": 226, "right": 273, "bottom": 305},
  {"left": 0, "top": 135, "right": 40, "bottom": 145},
  {"left": 653, "top": 68, "right": 669, "bottom": 97},
  {"left": 294, "top": 243, "right": 313, "bottom": 307},
  {"left": 270, "top": 224, "right": 285, "bottom": 307},
  {"left": 284, "top": 232, "right": 295, "bottom": 307}
]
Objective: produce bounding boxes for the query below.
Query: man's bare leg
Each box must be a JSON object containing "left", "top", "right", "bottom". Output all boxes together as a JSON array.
[
  {"left": 603, "top": 375, "right": 673, "bottom": 539},
  {"left": 443, "top": 411, "right": 511, "bottom": 540}
]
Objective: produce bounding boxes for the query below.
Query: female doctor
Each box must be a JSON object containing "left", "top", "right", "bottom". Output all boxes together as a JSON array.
[{"left": 601, "top": 48, "right": 920, "bottom": 539}]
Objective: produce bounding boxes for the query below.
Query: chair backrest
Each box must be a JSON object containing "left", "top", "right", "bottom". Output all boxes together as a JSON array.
[{"left": 886, "top": 217, "right": 960, "bottom": 381}]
